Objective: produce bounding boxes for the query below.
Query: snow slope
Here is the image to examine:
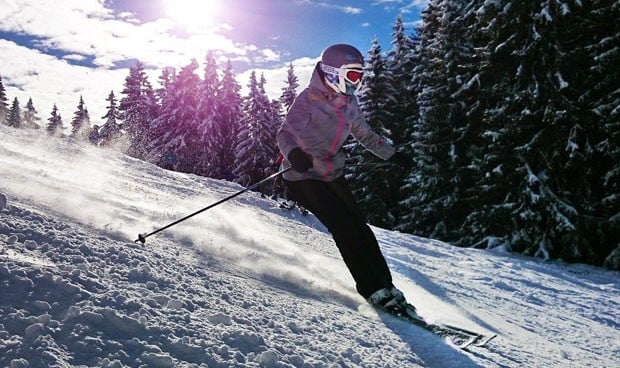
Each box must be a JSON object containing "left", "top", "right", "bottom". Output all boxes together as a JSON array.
[{"left": 1, "top": 125, "right": 619, "bottom": 368}]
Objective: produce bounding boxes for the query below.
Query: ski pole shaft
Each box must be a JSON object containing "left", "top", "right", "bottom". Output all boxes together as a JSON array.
[
  {"left": 135, "top": 167, "right": 291, "bottom": 243},
  {"left": 346, "top": 162, "right": 395, "bottom": 168}
]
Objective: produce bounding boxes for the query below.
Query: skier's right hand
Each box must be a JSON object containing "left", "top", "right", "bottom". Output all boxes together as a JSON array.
[{"left": 288, "top": 148, "right": 313, "bottom": 172}]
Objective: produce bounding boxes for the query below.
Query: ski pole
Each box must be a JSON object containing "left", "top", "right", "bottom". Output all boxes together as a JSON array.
[
  {"left": 135, "top": 167, "right": 292, "bottom": 244},
  {"left": 346, "top": 162, "right": 395, "bottom": 169}
]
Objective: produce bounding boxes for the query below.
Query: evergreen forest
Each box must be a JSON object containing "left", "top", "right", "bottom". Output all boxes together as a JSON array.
[{"left": 2, "top": 0, "right": 618, "bottom": 270}]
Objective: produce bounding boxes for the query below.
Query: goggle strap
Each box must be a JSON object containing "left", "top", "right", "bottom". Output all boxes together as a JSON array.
[{"left": 321, "top": 63, "right": 340, "bottom": 75}]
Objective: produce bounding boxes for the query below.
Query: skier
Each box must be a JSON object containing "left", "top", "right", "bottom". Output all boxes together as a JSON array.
[{"left": 276, "top": 43, "right": 410, "bottom": 314}]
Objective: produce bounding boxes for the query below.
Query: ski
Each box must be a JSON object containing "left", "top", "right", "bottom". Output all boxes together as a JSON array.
[{"left": 381, "top": 304, "right": 496, "bottom": 349}]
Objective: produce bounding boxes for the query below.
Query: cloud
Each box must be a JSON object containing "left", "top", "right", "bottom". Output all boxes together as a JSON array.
[
  {"left": 0, "top": 39, "right": 127, "bottom": 126},
  {"left": 296, "top": 1, "right": 363, "bottom": 15},
  {"left": 0, "top": 0, "right": 252, "bottom": 69},
  {"left": 239, "top": 57, "right": 318, "bottom": 102},
  {"left": 401, "top": 1, "right": 430, "bottom": 13},
  {"left": 371, "top": 0, "right": 429, "bottom": 13},
  {"left": 0, "top": 0, "right": 303, "bottom": 128}
]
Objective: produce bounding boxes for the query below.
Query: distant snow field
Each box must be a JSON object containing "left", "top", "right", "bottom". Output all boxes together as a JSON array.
[{"left": 1, "top": 125, "right": 619, "bottom": 367}]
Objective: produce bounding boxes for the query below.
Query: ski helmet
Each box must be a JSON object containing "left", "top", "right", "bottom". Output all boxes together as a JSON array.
[{"left": 320, "top": 44, "right": 364, "bottom": 95}]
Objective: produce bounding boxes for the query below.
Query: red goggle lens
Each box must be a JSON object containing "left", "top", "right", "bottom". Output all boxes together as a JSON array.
[{"left": 346, "top": 70, "right": 363, "bottom": 83}]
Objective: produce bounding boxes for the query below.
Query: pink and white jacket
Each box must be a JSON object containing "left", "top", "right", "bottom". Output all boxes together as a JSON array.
[{"left": 277, "top": 63, "right": 396, "bottom": 182}]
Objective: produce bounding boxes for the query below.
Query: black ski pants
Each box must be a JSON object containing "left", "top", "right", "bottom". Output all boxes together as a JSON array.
[{"left": 284, "top": 176, "right": 393, "bottom": 298}]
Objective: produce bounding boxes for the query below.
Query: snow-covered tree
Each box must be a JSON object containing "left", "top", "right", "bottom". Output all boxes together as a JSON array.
[
  {"left": 212, "top": 59, "right": 242, "bottom": 181},
  {"left": 572, "top": 0, "right": 620, "bottom": 267},
  {"left": 350, "top": 37, "right": 400, "bottom": 228},
  {"left": 89, "top": 125, "right": 101, "bottom": 146},
  {"left": 6, "top": 97, "right": 21, "bottom": 128},
  {"left": 279, "top": 62, "right": 299, "bottom": 112},
  {"left": 148, "top": 59, "right": 204, "bottom": 173},
  {"left": 46, "top": 104, "right": 64, "bottom": 137},
  {"left": 276, "top": 62, "right": 299, "bottom": 172},
  {"left": 371, "top": 15, "right": 423, "bottom": 230},
  {"left": 385, "top": 14, "right": 418, "bottom": 143},
  {"left": 120, "top": 61, "right": 158, "bottom": 159},
  {"left": 399, "top": 1, "right": 485, "bottom": 240},
  {"left": 195, "top": 51, "right": 221, "bottom": 177},
  {"left": 259, "top": 73, "right": 280, "bottom": 167},
  {"left": 199, "top": 51, "right": 219, "bottom": 120},
  {"left": 70, "top": 96, "right": 91, "bottom": 140},
  {"left": 0, "top": 75, "right": 8, "bottom": 125},
  {"left": 395, "top": 0, "right": 619, "bottom": 269},
  {"left": 23, "top": 98, "right": 41, "bottom": 129},
  {"left": 451, "top": 0, "right": 620, "bottom": 267},
  {"left": 233, "top": 71, "right": 278, "bottom": 190},
  {"left": 156, "top": 67, "right": 175, "bottom": 106},
  {"left": 98, "top": 91, "right": 123, "bottom": 147}
]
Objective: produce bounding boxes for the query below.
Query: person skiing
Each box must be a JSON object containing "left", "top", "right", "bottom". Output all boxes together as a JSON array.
[{"left": 276, "top": 43, "right": 410, "bottom": 314}]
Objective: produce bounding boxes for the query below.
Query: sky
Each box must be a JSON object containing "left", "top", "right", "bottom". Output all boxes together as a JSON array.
[
  {"left": 0, "top": 0, "right": 426, "bottom": 127},
  {"left": 1, "top": 124, "right": 619, "bottom": 367}
]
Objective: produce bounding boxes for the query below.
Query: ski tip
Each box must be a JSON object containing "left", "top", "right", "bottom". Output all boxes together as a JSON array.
[
  {"left": 459, "top": 333, "right": 497, "bottom": 349},
  {"left": 474, "top": 333, "right": 497, "bottom": 347}
]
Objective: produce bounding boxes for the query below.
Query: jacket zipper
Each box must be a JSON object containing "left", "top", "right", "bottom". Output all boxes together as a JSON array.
[{"left": 324, "top": 96, "right": 347, "bottom": 180}]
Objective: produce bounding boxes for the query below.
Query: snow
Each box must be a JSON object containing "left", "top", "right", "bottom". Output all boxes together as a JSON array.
[{"left": 1, "top": 125, "right": 619, "bottom": 367}]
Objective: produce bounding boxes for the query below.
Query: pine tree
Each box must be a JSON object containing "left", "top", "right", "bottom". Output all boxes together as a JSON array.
[
  {"left": 6, "top": 97, "right": 21, "bottom": 128},
  {"left": 411, "top": 1, "right": 488, "bottom": 240},
  {"left": 276, "top": 62, "right": 299, "bottom": 175},
  {"left": 450, "top": 0, "right": 620, "bottom": 267},
  {"left": 233, "top": 71, "right": 277, "bottom": 190},
  {"left": 156, "top": 67, "right": 175, "bottom": 106},
  {"left": 213, "top": 59, "right": 242, "bottom": 181},
  {"left": 573, "top": 0, "right": 620, "bottom": 268},
  {"left": 148, "top": 59, "right": 203, "bottom": 173},
  {"left": 71, "top": 96, "right": 90, "bottom": 140},
  {"left": 199, "top": 51, "right": 219, "bottom": 119},
  {"left": 430, "top": 0, "right": 488, "bottom": 246},
  {"left": 46, "top": 104, "right": 64, "bottom": 137},
  {"left": 0, "top": 75, "right": 8, "bottom": 125},
  {"left": 385, "top": 15, "right": 426, "bottom": 230},
  {"left": 259, "top": 73, "right": 280, "bottom": 171},
  {"left": 120, "top": 61, "right": 158, "bottom": 159},
  {"left": 280, "top": 62, "right": 299, "bottom": 111},
  {"left": 351, "top": 37, "right": 399, "bottom": 228},
  {"left": 23, "top": 98, "right": 41, "bottom": 129},
  {"left": 98, "top": 90, "right": 123, "bottom": 147},
  {"left": 397, "top": 0, "right": 620, "bottom": 269},
  {"left": 89, "top": 125, "right": 101, "bottom": 146},
  {"left": 196, "top": 51, "right": 221, "bottom": 177},
  {"left": 386, "top": 14, "right": 418, "bottom": 143}
]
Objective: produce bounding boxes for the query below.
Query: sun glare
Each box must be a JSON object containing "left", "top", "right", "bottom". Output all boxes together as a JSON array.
[{"left": 166, "top": 0, "right": 218, "bottom": 30}]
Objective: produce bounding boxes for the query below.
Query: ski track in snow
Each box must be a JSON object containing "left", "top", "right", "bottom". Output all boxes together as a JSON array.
[{"left": 1, "top": 126, "right": 619, "bottom": 368}]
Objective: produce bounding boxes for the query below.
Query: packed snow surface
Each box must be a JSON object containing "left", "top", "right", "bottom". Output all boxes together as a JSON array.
[{"left": 1, "top": 125, "right": 619, "bottom": 367}]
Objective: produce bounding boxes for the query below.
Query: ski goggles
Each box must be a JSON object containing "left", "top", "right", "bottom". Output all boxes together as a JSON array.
[{"left": 321, "top": 63, "right": 364, "bottom": 84}]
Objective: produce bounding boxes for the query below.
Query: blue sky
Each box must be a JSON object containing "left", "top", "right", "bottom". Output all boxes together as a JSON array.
[{"left": 0, "top": 0, "right": 425, "bottom": 124}]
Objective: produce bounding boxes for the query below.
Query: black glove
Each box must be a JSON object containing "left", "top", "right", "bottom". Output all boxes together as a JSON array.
[
  {"left": 288, "top": 148, "right": 313, "bottom": 172},
  {"left": 390, "top": 151, "right": 410, "bottom": 167}
]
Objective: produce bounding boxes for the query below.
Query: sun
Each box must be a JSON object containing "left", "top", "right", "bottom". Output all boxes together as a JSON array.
[{"left": 165, "top": 0, "right": 218, "bottom": 30}]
